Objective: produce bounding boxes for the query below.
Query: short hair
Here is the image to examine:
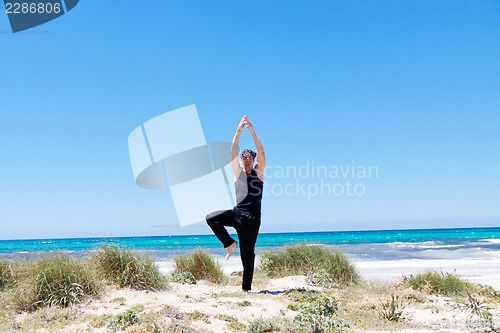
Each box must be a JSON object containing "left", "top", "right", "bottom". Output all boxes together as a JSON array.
[{"left": 240, "top": 149, "right": 256, "bottom": 158}]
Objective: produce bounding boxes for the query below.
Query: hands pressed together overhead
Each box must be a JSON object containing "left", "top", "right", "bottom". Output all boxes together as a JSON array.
[{"left": 237, "top": 115, "right": 254, "bottom": 133}]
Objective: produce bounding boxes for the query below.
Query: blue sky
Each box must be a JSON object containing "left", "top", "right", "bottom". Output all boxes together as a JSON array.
[{"left": 1, "top": 1, "right": 499, "bottom": 240}]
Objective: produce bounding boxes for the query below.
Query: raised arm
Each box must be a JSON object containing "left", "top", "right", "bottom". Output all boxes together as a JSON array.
[
  {"left": 245, "top": 116, "right": 266, "bottom": 181},
  {"left": 230, "top": 117, "right": 246, "bottom": 177}
]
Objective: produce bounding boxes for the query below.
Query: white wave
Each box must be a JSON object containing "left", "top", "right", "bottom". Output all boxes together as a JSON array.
[
  {"left": 480, "top": 238, "right": 500, "bottom": 244},
  {"left": 316, "top": 255, "right": 499, "bottom": 290},
  {"left": 389, "top": 241, "right": 464, "bottom": 249},
  {"left": 354, "top": 258, "right": 499, "bottom": 269},
  {"left": 421, "top": 244, "right": 464, "bottom": 249},
  {"left": 418, "top": 247, "right": 499, "bottom": 260}
]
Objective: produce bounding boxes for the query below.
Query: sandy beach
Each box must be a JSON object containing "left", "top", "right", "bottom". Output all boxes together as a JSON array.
[{"left": 3, "top": 255, "right": 499, "bottom": 333}]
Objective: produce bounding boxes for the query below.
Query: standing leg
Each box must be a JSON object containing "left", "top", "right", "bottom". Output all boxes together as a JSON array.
[
  {"left": 206, "top": 210, "right": 238, "bottom": 248},
  {"left": 236, "top": 222, "right": 260, "bottom": 291}
]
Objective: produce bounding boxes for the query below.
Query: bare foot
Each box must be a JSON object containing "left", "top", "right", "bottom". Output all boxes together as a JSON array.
[{"left": 225, "top": 241, "right": 237, "bottom": 260}]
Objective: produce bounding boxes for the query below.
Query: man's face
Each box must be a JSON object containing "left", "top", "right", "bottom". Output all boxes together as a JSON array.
[{"left": 242, "top": 154, "right": 254, "bottom": 168}]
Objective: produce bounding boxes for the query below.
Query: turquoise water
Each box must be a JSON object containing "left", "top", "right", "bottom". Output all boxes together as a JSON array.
[{"left": 1, "top": 227, "right": 499, "bottom": 262}]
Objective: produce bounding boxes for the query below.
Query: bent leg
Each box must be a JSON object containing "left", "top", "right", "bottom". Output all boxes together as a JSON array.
[{"left": 206, "top": 210, "right": 238, "bottom": 248}]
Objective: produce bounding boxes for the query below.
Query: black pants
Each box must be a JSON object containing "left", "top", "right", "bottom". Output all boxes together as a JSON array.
[{"left": 206, "top": 209, "right": 260, "bottom": 291}]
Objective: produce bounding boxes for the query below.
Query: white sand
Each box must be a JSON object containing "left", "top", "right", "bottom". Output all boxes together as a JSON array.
[
  {"left": 10, "top": 256, "right": 499, "bottom": 333},
  {"left": 73, "top": 271, "right": 498, "bottom": 333}
]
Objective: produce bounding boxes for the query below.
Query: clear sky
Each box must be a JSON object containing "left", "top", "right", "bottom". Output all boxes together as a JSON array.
[{"left": 1, "top": 1, "right": 499, "bottom": 240}]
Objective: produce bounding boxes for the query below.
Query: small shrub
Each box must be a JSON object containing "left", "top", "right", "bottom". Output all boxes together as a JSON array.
[
  {"left": 107, "top": 309, "right": 140, "bottom": 330},
  {"left": 237, "top": 300, "right": 252, "bottom": 307},
  {"left": 297, "top": 296, "right": 338, "bottom": 319},
  {"left": 248, "top": 317, "right": 276, "bottom": 333},
  {"left": 12, "top": 256, "right": 102, "bottom": 312},
  {"left": 379, "top": 294, "right": 405, "bottom": 322},
  {"left": 111, "top": 296, "right": 127, "bottom": 305},
  {"left": 171, "top": 271, "right": 197, "bottom": 285},
  {"left": 228, "top": 320, "right": 247, "bottom": 331},
  {"left": 260, "top": 245, "right": 358, "bottom": 286},
  {"left": 0, "top": 260, "right": 14, "bottom": 290},
  {"left": 185, "top": 310, "right": 210, "bottom": 323},
  {"left": 216, "top": 314, "right": 247, "bottom": 330},
  {"left": 463, "top": 292, "right": 488, "bottom": 316},
  {"left": 92, "top": 246, "right": 166, "bottom": 291},
  {"left": 295, "top": 296, "right": 348, "bottom": 333},
  {"left": 87, "top": 313, "right": 112, "bottom": 328},
  {"left": 462, "top": 291, "right": 498, "bottom": 332},
  {"left": 478, "top": 284, "right": 500, "bottom": 299},
  {"left": 404, "top": 271, "right": 470, "bottom": 296},
  {"left": 216, "top": 314, "right": 237, "bottom": 321},
  {"left": 306, "top": 268, "right": 337, "bottom": 289},
  {"left": 174, "top": 250, "right": 226, "bottom": 284},
  {"left": 285, "top": 288, "right": 320, "bottom": 304}
]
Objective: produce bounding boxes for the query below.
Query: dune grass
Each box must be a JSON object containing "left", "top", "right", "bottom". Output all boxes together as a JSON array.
[
  {"left": 404, "top": 271, "right": 472, "bottom": 296},
  {"left": 0, "top": 247, "right": 167, "bottom": 314},
  {"left": 11, "top": 256, "right": 102, "bottom": 312},
  {"left": 174, "top": 249, "right": 226, "bottom": 284},
  {"left": 0, "top": 259, "right": 14, "bottom": 290},
  {"left": 91, "top": 245, "right": 167, "bottom": 291},
  {"left": 259, "top": 244, "right": 359, "bottom": 286}
]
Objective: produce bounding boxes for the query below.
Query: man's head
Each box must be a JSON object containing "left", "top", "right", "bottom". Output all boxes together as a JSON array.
[{"left": 240, "top": 149, "right": 256, "bottom": 170}]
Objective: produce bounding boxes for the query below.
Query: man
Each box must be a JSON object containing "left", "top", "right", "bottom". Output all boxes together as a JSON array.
[{"left": 206, "top": 115, "right": 265, "bottom": 291}]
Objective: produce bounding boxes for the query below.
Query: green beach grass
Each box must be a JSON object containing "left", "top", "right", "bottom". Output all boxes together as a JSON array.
[
  {"left": 0, "top": 259, "right": 14, "bottom": 290},
  {"left": 259, "top": 244, "right": 359, "bottom": 286},
  {"left": 173, "top": 249, "right": 227, "bottom": 284},
  {"left": 404, "top": 271, "right": 473, "bottom": 296},
  {"left": 91, "top": 245, "right": 167, "bottom": 291},
  {"left": 0, "top": 247, "right": 166, "bottom": 314},
  {"left": 8, "top": 256, "right": 102, "bottom": 312}
]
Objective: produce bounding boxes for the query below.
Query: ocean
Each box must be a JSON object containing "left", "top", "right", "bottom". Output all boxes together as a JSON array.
[{"left": 1, "top": 227, "right": 499, "bottom": 263}]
